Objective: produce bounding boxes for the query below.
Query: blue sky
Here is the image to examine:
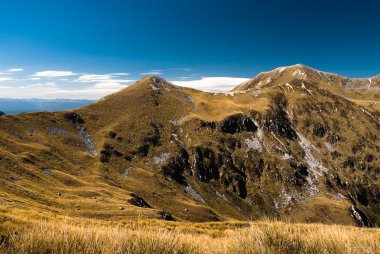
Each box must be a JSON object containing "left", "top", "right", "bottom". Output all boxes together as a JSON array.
[{"left": 0, "top": 0, "right": 380, "bottom": 99}]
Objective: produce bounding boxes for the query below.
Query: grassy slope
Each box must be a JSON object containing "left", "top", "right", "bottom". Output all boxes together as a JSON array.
[
  {"left": 0, "top": 217, "right": 379, "bottom": 254},
  {"left": 0, "top": 73, "right": 379, "bottom": 226},
  {"left": 0, "top": 72, "right": 379, "bottom": 253},
  {"left": 0, "top": 77, "right": 269, "bottom": 222}
]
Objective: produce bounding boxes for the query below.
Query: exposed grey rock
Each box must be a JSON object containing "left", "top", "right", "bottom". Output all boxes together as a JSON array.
[
  {"left": 185, "top": 185, "right": 206, "bottom": 203},
  {"left": 324, "top": 142, "right": 335, "bottom": 153},
  {"left": 351, "top": 205, "right": 369, "bottom": 227},
  {"left": 153, "top": 153, "right": 171, "bottom": 165},
  {"left": 64, "top": 112, "right": 97, "bottom": 155},
  {"left": 160, "top": 211, "right": 175, "bottom": 221},
  {"left": 123, "top": 167, "right": 135, "bottom": 177},
  {"left": 46, "top": 126, "right": 69, "bottom": 137},
  {"left": 245, "top": 137, "right": 262, "bottom": 152},
  {"left": 170, "top": 116, "right": 188, "bottom": 126},
  {"left": 42, "top": 168, "right": 53, "bottom": 176},
  {"left": 76, "top": 125, "right": 97, "bottom": 155}
]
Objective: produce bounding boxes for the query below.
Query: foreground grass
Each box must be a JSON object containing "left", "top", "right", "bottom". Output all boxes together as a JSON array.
[{"left": 0, "top": 219, "right": 379, "bottom": 254}]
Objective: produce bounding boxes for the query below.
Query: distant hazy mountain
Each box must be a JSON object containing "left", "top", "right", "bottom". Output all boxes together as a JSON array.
[{"left": 0, "top": 98, "right": 93, "bottom": 114}]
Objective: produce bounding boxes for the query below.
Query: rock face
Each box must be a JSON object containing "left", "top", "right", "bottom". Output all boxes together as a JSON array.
[
  {"left": 64, "top": 112, "right": 97, "bottom": 155},
  {"left": 160, "top": 211, "right": 175, "bottom": 221},
  {"left": 192, "top": 147, "right": 218, "bottom": 182},
  {"left": 128, "top": 194, "right": 151, "bottom": 208},
  {"left": 1, "top": 70, "right": 379, "bottom": 226},
  {"left": 220, "top": 114, "right": 257, "bottom": 134},
  {"left": 265, "top": 94, "right": 297, "bottom": 140}
]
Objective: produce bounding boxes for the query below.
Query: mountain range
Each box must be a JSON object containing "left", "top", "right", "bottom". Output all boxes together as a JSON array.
[
  {"left": 0, "top": 64, "right": 379, "bottom": 227},
  {"left": 0, "top": 99, "right": 93, "bottom": 115}
]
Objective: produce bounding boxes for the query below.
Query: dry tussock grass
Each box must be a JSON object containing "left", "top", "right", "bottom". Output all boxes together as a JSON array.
[{"left": 1, "top": 219, "right": 379, "bottom": 254}]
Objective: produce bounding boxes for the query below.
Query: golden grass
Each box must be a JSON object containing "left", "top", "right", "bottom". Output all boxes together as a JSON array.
[{"left": 1, "top": 219, "right": 379, "bottom": 254}]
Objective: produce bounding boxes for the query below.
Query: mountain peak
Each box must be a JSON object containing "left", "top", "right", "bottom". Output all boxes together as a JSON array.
[
  {"left": 232, "top": 64, "right": 379, "bottom": 92},
  {"left": 112, "top": 76, "right": 171, "bottom": 94}
]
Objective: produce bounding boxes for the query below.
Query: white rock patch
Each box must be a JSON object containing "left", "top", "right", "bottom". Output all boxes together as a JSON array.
[
  {"left": 76, "top": 125, "right": 97, "bottom": 155},
  {"left": 170, "top": 116, "right": 188, "bottom": 126},
  {"left": 301, "top": 81, "right": 313, "bottom": 95},
  {"left": 324, "top": 142, "right": 335, "bottom": 153},
  {"left": 245, "top": 137, "right": 262, "bottom": 152},
  {"left": 282, "top": 153, "right": 293, "bottom": 160},
  {"left": 337, "top": 193, "right": 347, "bottom": 200},
  {"left": 359, "top": 106, "right": 378, "bottom": 124},
  {"left": 153, "top": 153, "right": 171, "bottom": 164},
  {"left": 284, "top": 83, "right": 294, "bottom": 92},
  {"left": 297, "top": 131, "right": 328, "bottom": 177},
  {"left": 171, "top": 133, "right": 185, "bottom": 147},
  {"left": 185, "top": 185, "right": 205, "bottom": 203},
  {"left": 297, "top": 131, "right": 329, "bottom": 197},
  {"left": 292, "top": 69, "right": 307, "bottom": 79},
  {"left": 123, "top": 167, "right": 135, "bottom": 177},
  {"left": 351, "top": 205, "right": 365, "bottom": 226}
]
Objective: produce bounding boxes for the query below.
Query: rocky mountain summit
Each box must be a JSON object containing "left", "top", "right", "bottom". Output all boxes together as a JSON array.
[{"left": 0, "top": 65, "right": 379, "bottom": 227}]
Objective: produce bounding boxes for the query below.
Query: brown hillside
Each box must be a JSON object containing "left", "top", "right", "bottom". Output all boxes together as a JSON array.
[{"left": 1, "top": 68, "right": 379, "bottom": 227}]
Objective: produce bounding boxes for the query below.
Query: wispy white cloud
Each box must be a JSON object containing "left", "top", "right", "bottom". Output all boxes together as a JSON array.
[
  {"left": 6, "top": 68, "right": 24, "bottom": 72},
  {"left": 0, "top": 85, "right": 124, "bottom": 100},
  {"left": 0, "top": 66, "right": 251, "bottom": 99},
  {"left": 28, "top": 77, "right": 41, "bottom": 81},
  {"left": 74, "top": 73, "right": 134, "bottom": 92},
  {"left": 0, "top": 77, "right": 13, "bottom": 82},
  {"left": 75, "top": 74, "right": 112, "bottom": 83},
  {"left": 108, "top": 72, "right": 130, "bottom": 76},
  {"left": 171, "top": 77, "right": 250, "bottom": 92},
  {"left": 75, "top": 74, "right": 133, "bottom": 83},
  {"left": 31, "top": 70, "right": 77, "bottom": 77},
  {"left": 140, "top": 70, "right": 162, "bottom": 76},
  {"left": 20, "top": 83, "right": 57, "bottom": 88},
  {"left": 0, "top": 71, "right": 134, "bottom": 99}
]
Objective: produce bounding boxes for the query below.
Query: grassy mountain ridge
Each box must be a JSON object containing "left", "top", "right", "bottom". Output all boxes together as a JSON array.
[{"left": 0, "top": 68, "right": 379, "bottom": 228}]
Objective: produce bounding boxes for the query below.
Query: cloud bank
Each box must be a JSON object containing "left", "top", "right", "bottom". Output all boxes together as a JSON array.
[
  {"left": 171, "top": 77, "right": 250, "bottom": 92},
  {"left": 31, "top": 71, "right": 77, "bottom": 77},
  {"left": 6, "top": 68, "right": 24, "bottom": 72},
  {"left": 0, "top": 67, "right": 249, "bottom": 99}
]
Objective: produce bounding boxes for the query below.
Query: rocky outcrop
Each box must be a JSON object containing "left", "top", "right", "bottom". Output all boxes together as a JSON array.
[
  {"left": 128, "top": 194, "right": 151, "bottom": 208},
  {"left": 64, "top": 112, "right": 97, "bottom": 155},
  {"left": 160, "top": 149, "right": 189, "bottom": 184},
  {"left": 351, "top": 205, "right": 369, "bottom": 227},
  {"left": 64, "top": 112, "right": 84, "bottom": 124},
  {"left": 160, "top": 211, "right": 175, "bottom": 221},
  {"left": 220, "top": 114, "right": 257, "bottom": 134},
  {"left": 137, "top": 123, "right": 161, "bottom": 156},
  {"left": 313, "top": 123, "right": 328, "bottom": 137},
  {"left": 100, "top": 143, "right": 122, "bottom": 163},
  {"left": 191, "top": 147, "right": 219, "bottom": 182},
  {"left": 289, "top": 161, "right": 309, "bottom": 187},
  {"left": 265, "top": 94, "right": 297, "bottom": 140}
]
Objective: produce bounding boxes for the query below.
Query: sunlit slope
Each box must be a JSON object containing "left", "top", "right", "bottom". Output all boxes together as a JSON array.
[{"left": 1, "top": 69, "right": 379, "bottom": 226}]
